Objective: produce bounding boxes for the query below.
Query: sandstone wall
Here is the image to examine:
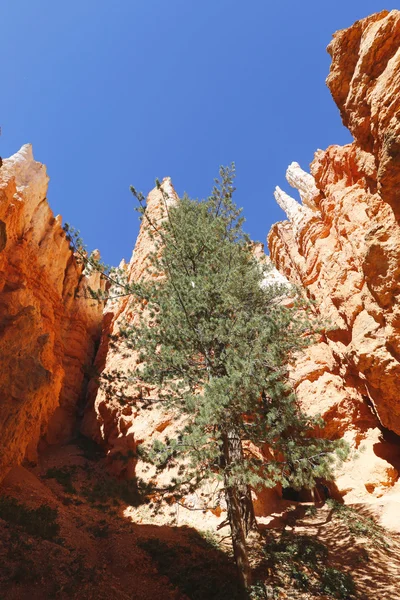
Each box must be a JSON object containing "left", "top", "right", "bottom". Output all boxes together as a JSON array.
[
  {"left": 0, "top": 145, "right": 104, "bottom": 480},
  {"left": 82, "top": 10, "right": 400, "bottom": 511},
  {"left": 81, "top": 179, "right": 179, "bottom": 477},
  {"left": 268, "top": 10, "right": 400, "bottom": 502}
]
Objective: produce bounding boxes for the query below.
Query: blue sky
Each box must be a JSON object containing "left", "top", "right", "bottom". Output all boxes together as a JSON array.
[{"left": 1, "top": 1, "right": 394, "bottom": 265}]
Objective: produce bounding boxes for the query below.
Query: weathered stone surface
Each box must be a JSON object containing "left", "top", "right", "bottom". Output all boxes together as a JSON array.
[
  {"left": 81, "top": 179, "right": 179, "bottom": 475},
  {"left": 268, "top": 10, "right": 400, "bottom": 501},
  {"left": 327, "top": 10, "right": 400, "bottom": 211},
  {"left": 82, "top": 10, "right": 400, "bottom": 511},
  {"left": 0, "top": 145, "right": 104, "bottom": 480}
]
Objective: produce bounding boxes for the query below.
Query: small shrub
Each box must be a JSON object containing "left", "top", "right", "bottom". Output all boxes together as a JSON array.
[
  {"left": 326, "top": 499, "right": 387, "bottom": 546},
  {"left": 321, "top": 567, "right": 356, "bottom": 599},
  {"left": 305, "top": 505, "right": 317, "bottom": 517},
  {"left": 0, "top": 496, "right": 60, "bottom": 540},
  {"left": 45, "top": 466, "right": 76, "bottom": 494},
  {"left": 290, "top": 566, "right": 310, "bottom": 589},
  {"left": 264, "top": 532, "right": 328, "bottom": 567},
  {"left": 249, "top": 581, "right": 280, "bottom": 599},
  {"left": 263, "top": 532, "right": 355, "bottom": 599}
]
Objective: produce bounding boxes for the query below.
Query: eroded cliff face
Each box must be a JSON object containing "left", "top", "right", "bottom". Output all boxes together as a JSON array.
[
  {"left": 4, "top": 10, "right": 397, "bottom": 516},
  {"left": 0, "top": 145, "right": 104, "bottom": 480},
  {"left": 81, "top": 179, "right": 179, "bottom": 480},
  {"left": 268, "top": 10, "right": 400, "bottom": 503}
]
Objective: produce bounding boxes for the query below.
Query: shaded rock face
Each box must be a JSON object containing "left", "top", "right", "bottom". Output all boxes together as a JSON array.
[
  {"left": 0, "top": 145, "right": 104, "bottom": 480},
  {"left": 268, "top": 10, "right": 400, "bottom": 501}
]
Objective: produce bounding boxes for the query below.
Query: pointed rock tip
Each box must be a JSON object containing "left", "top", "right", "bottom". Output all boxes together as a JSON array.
[{"left": 7, "top": 143, "right": 34, "bottom": 164}]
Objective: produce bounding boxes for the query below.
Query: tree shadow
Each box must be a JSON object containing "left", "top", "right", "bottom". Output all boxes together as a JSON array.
[
  {"left": 0, "top": 440, "right": 242, "bottom": 600},
  {"left": 255, "top": 500, "right": 400, "bottom": 600},
  {"left": 2, "top": 441, "right": 400, "bottom": 600},
  {"left": 315, "top": 503, "right": 400, "bottom": 600},
  {"left": 133, "top": 524, "right": 241, "bottom": 600}
]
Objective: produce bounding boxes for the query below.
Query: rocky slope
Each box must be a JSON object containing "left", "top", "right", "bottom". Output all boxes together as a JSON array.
[
  {"left": 268, "top": 10, "right": 400, "bottom": 505},
  {"left": 3, "top": 440, "right": 400, "bottom": 600},
  {"left": 0, "top": 145, "right": 104, "bottom": 481}
]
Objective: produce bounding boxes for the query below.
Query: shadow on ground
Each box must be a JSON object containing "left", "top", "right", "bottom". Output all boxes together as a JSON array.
[
  {"left": 0, "top": 439, "right": 399, "bottom": 600},
  {"left": 255, "top": 502, "right": 400, "bottom": 600},
  {"left": 0, "top": 438, "right": 240, "bottom": 600}
]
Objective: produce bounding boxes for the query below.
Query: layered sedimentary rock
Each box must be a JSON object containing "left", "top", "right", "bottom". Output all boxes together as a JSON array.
[
  {"left": 0, "top": 145, "right": 104, "bottom": 481},
  {"left": 268, "top": 10, "right": 400, "bottom": 501}
]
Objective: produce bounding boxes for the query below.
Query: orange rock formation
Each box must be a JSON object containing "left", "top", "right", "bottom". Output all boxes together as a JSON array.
[
  {"left": 0, "top": 145, "right": 104, "bottom": 481},
  {"left": 1, "top": 10, "right": 400, "bottom": 521},
  {"left": 268, "top": 10, "right": 400, "bottom": 503},
  {"left": 81, "top": 179, "right": 179, "bottom": 476}
]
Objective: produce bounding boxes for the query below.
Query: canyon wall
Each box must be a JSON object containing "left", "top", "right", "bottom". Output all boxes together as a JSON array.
[
  {"left": 1, "top": 10, "right": 400, "bottom": 519},
  {"left": 81, "top": 179, "right": 179, "bottom": 480},
  {"left": 81, "top": 10, "right": 400, "bottom": 512},
  {"left": 268, "top": 10, "right": 400, "bottom": 502},
  {"left": 0, "top": 145, "right": 104, "bottom": 481}
]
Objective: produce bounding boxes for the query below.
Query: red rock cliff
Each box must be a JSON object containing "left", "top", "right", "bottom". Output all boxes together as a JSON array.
[
  {"left": 268, "top": 10, "right": 400, "bottom": 502},
  {"left": 0, "top": 145, "right": 104, "bottom": 480},
  {"left": 81, "top": 179, "right": 179, "bottom": 476}
]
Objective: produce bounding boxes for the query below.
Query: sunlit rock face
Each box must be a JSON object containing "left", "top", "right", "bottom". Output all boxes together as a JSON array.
[
  {"left": 81, "top": 179, "right": 179, "bottom": 477},
  {"left": 0, "top": 145, "right": 104, "bottom": 481},
  {"left": 83, "top": 10, "right": 400, "bottom": 511},
  {"left": 268, "top": 10, "right": 400, "bottom": 502}
]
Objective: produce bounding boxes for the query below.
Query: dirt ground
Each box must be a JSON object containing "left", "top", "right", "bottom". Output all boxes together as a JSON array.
[{"left": 0, "top": 439, "right": 399, "bottom": 600}]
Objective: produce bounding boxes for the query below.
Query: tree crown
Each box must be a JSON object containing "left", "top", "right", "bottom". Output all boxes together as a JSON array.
[{"left": 120, "top": 166, "right": 346, "bottom": 497}]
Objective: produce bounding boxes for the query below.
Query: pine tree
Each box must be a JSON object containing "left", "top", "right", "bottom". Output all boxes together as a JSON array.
[
  {"left": 118, "top": 166, "right": 346, "bottom": 593},
  {"left": 67, "top": 166, "right": 346, "bottom": 593}
]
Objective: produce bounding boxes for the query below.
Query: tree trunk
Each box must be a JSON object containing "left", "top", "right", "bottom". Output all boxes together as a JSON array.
[{"left": 222, "top": 429, "right": 256, "bottom": 592}]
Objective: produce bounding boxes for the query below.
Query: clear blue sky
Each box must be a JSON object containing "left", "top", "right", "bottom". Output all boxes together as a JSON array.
[{"left": 1, "top": 1, "right": 393, "bottom": 265}]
